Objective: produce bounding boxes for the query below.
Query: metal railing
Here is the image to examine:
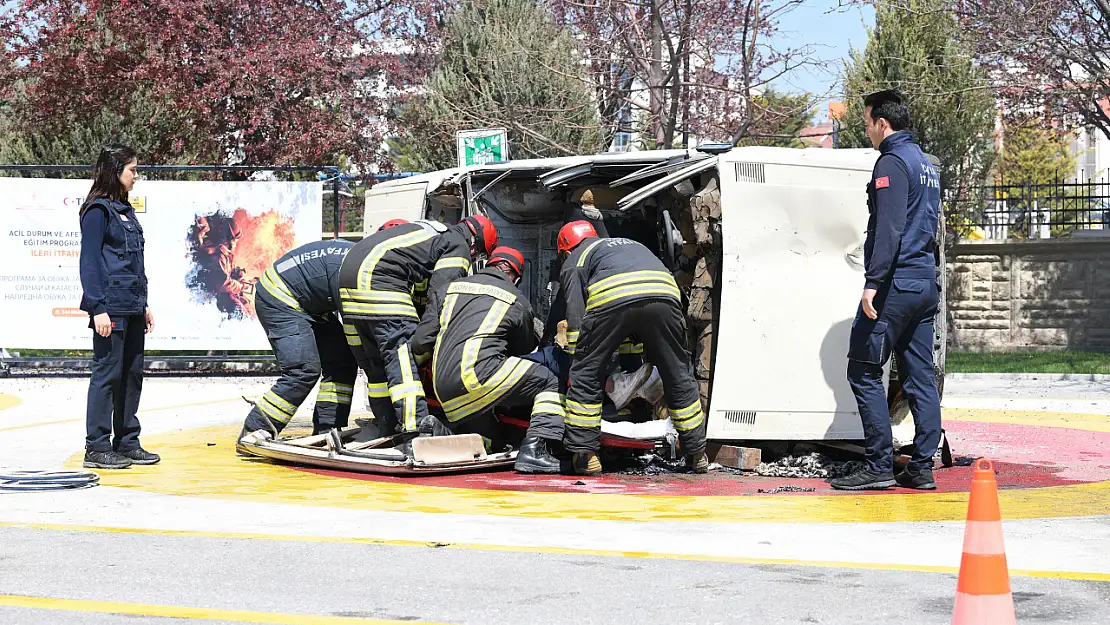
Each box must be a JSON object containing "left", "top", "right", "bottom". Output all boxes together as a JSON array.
[{"left": 961, "top": 180, "right": 1110, "bottom": 240}]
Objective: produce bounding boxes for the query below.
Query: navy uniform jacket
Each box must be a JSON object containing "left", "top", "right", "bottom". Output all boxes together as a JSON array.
[
  {"left": 79, "top": 198, "right": 148, "bottom": 317},
  {"left": 864, "top": 131, "right": 941, "bottom": 290},
  {"left": 257, "top": 239, "right": 354, "bottom": 317}
]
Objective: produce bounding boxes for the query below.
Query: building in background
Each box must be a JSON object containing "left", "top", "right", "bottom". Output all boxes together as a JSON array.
[{"left": 797, "top": 102, "right": 844, "bottom": 148}]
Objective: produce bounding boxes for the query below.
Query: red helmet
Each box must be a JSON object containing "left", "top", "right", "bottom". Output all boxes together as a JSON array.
[
  {"left": 557, "top": 220, "right": 597, "bottom": 255},
  {"left": 462, "top": 214, "right": 498, "bottom": 256},
  {"left": 488, "top": 246, "right": 525, "bottom": 277},
  {"left": 377, "top": 218, "right": 408, "bottom": 232}
]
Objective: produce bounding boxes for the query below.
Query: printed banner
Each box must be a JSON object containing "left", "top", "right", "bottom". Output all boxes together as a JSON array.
[{"left": 0, "top": 178, "right": 322, "bottom": 350}]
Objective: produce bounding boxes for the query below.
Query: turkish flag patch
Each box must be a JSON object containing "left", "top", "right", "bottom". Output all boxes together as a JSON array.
[{"left": 875, "top": 176, "right": 890, "bottom": 189}]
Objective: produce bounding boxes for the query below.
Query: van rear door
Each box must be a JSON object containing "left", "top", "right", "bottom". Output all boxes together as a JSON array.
[{"left": 363, "top": 181, "right": 429, "bottom": 234}]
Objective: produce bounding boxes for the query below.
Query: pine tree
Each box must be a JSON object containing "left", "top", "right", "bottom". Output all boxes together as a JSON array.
[
  {"left": 390, "top": 0, "right": 605, "bottom": 170},
  {"left": 840, "top": 0, "right": 996, "bottom": 223}
]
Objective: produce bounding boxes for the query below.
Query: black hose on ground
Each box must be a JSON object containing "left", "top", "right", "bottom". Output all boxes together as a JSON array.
[{"left": 0, "top": 470, "right": 99, "bottom": 492}]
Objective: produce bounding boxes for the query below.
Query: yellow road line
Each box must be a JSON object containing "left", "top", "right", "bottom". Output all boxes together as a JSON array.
[
  {"left": 0, "top": 397, "right": 246, "bottom": 433},
  {"left": 1, "top": 521, "right": 1107, "bottom": 583},
  {"left": 0, "top": 393, "right": 22, "bottom": 411},
  {"left": 73, "top": 422, "right": 1110, "bottom": 524},
  {"left": 0, "top": 417, "right": 79, "bottom": 433},
  {"left": 0, "top": 594, "right": 450, "bottom": 624},
  {"left": 944, "top": 408, "right": 1110, "bottom": 432}
]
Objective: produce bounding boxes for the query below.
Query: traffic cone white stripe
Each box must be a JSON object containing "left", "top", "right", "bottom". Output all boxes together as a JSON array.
[
  {"left": 960, "top": 520, "right": 1007, "bottom": 554},
  {"left": 952, "top": 593, "right": 1017, "bottom": 625}
]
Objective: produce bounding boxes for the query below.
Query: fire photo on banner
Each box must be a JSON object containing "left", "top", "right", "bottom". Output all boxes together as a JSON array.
[
  {"left": 186, "top": 209, "right": 296, "bottom": 320},
  {"left": 0, "top": 177, "right": 322, "bottom": 350}
]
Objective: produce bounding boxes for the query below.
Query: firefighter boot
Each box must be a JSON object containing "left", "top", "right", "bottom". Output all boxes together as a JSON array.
[
  {"left": 572, "top": 451, "right": 603, "bottom": 476},
  {"left": 236, "top": 415, "right": 278, "bottom": 456},
  {"left": 686, "top": 451, "right": 709, "bottom": 474},
  {"left": 514, "top": 437, "right": 561, "bottom": 474},
  {"left": 607, "top": 364, "right": 655, "bottom": 410},
  {"left": 236, "top": 426, "right": 273, "bottom": 456}
]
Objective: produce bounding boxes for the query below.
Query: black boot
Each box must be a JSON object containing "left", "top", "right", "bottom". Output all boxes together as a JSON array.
[
  {"left": 514, "top": 436, "right": 561, "bottom": 474},
  {"left": 830, "top": 468, "right": 896, "bottom": 490},
  {"left": 119, "top": 448, "right": 160, "bottom": 465},
  {"left": 83, "top": 450, "right": 132, "bottom": 469},
  {"left": 895, "top": 465, "right": 937, "bottom": 490}
]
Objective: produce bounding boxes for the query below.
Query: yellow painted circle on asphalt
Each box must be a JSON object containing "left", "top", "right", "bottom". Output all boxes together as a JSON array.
[
  {"left": 0, "top": 393, "right": 23, "bottom": 411},
  {"left": 67, "top": 416, "right": 1110, "bottom": 524}
]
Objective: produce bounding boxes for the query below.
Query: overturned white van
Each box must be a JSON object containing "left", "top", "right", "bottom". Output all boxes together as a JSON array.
[{"left": 362, "top": 146, "right": 946, "bottom": 446}]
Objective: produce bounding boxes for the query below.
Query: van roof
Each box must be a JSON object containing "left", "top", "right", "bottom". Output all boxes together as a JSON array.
[
  {"left": 372, "top": 149, "right": 700, "bottom": 190},
  {"left": 373, "top": 146, "right": 880, "bottom": 191}
]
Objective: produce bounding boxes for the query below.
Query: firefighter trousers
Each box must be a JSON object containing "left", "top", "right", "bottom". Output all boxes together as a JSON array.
[
  {"left": 436, "top": 357, "right": 565, "bottom": 448},
  {"left": 350, "top": 317, "right": 427, "bottom": 433},
  {"left": 564, "top": 298, "right": 706, "bottom": 455},
  {"left": 341, "top": 322, "right": 396, "bottom": 426},
  {"left": 245, "top": 292, "right": 358, "bottom": 435}
]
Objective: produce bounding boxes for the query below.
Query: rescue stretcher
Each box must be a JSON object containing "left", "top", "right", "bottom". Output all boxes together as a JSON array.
[
  {"left": 236, "top": 426, "right": 518, "bottom": 475},
  {"left": 236, "top": 415, "right": 673, "bottom": 476}
]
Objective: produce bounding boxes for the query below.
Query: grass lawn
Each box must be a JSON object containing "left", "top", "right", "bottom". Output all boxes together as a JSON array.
[{"left": 947, "top": 351, "right": 1110, "bottom": 374}]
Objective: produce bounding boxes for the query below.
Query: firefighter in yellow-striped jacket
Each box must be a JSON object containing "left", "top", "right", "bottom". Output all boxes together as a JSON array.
[
  {"left": 337, "top": 215, "right": 498, "bottom": 444},
  {"left": 237, "top": 239, "right": 366, "bottom": 449},
  {"left": 557, "top": 221, "right": 708, "bottom": 476},
  {"left": 411, "top": 247, "right": 564, "bottom": 474}
]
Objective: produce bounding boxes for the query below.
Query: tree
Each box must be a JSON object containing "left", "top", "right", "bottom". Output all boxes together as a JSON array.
[
  {"left": 958, "top": 0, "right": 1110, "bottom": 140},
  {"left": 0, "top": 0, "right": 401, "bottom": 168},
  {"left": 840, "top": 0, "right": 996, "bottom": 222},
  {"left": 0, "top": 83, "right": 211, "bottom": 168},
  {"left": 545, "top": 0, "right": 819, "bottom": 150},
  {"left": 996, "top": 125, "right": 1076, "bottom": 185},
  {"left": 390, "top": 0, "right": 606, "bottom": 170},
  {"left": 737, "top": 89, "right": 815, "bottom": 147}
]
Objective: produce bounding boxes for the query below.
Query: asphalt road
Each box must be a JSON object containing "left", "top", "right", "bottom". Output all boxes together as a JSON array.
[{"left": 0, "top": 527, "right": 1106, "bottom": 625}]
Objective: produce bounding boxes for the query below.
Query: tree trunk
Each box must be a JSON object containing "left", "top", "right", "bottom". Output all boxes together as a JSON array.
[{"left": 650, "top": 0, "right": 665, "bottom": 148}]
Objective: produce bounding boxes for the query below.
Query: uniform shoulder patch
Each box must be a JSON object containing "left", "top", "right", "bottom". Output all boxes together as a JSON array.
[{"left": 875, "top": 176, "right": 890, "bottom": 189}]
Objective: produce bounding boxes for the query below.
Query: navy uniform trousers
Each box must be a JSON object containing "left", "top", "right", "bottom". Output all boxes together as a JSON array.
[{"left": 847, "top": 276, "right": 942, "bottom": 473}]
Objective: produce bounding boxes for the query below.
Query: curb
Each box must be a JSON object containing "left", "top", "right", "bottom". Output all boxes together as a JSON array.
[{"left": 946, "top": 372, "right": 1110, "bottom": 383}]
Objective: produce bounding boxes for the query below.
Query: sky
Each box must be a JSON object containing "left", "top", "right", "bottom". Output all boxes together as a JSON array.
[{"left": 771, "top": 0, "right": 875, "bottom": 122}]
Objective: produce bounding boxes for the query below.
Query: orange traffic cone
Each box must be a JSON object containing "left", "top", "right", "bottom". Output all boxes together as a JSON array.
[{"left": 952, "top": 458, "right": 1016, "bottom": 625}]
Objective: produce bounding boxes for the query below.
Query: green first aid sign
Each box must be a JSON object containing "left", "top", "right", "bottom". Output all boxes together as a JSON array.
[{"left": 456, "top": 129, "right": 509, "bottom": 168}]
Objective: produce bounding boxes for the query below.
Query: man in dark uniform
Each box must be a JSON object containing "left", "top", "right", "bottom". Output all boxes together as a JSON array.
[
  {"left": 237, "top": 239, "right": 361, "bottom": 449},
  {"left": 557, "top": 221, "right": 707, "bottom": 476},
  {"left": 411, "top": 247, "right": 563, "bottom": 473},
  {"left": 338, "top": 215, "right": 498, "bottom": 444},
  {"left": 832, "top": 89, "right": 943, "bottom": 491}
]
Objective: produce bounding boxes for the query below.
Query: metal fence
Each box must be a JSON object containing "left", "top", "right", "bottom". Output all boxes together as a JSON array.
[
  {"left": 0, "top": 164, "right": 413, "bottom": 371},
  {"left": 963, "top": 180, "right": 1110, "bottom": 240},
  {"left": 0, "top": 165, "right": 418, "bottom": 239}
]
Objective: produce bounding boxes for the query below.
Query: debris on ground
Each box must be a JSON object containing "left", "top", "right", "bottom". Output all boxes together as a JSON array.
[
  {"left": 755, "top": 453, "right": 867, "bottom": 479},
  {"left": 612, "top": 452, "right": 690, "bottom": 475},
  {"left": 757, "top": 485, "right": 816, "bottom": 494}
]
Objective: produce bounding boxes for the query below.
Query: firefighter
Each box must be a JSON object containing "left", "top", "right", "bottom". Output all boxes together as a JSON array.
[
  {"left": 338, "top": 215, "right": 498, "bottom": 447},
  {"left": 343, "top": 218, "right": 412, "bottom": 426},
  {"left": 411, "top": 247, "right": 563, "bottom": 473},
  {"left": 237, "top": 239, "right": 362, "bottom": 448},
  {"left": 557, "top": 220, "right": 708, "bottom": 475}
]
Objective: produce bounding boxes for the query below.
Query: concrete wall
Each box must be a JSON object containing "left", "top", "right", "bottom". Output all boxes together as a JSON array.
[{"left": 946, "top": 238, "right": 1110, "bottom": 351}]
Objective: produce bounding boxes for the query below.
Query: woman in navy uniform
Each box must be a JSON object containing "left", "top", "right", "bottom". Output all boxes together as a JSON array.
[{"left": 78, "top": 144, "right": 160, "bottom": 469}]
